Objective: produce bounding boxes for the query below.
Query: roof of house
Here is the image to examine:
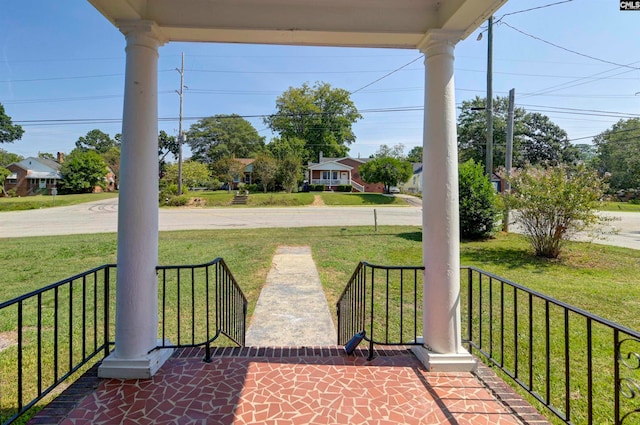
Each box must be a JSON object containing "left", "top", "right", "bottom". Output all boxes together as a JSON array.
[
  {"left": 234, "top": 158, "right": 255, "bottom": 166},
  {"left": 307, "top": 160, "right": 353, "bottom": 171},
  {"left": 10, "top": 157, "right": 63, "bottom": 179}
]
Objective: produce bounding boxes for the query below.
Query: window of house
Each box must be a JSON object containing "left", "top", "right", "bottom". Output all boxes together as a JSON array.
[{"left": 322, "top": 171, "right": 338, "bottom": 180}]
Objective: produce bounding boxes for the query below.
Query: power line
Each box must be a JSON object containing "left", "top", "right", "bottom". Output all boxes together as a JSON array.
[
  {"left": 496, "top": 0, "right": 575, "bottom": 19},
  {"left": 501, "top": 22, "right": 640, "bottom": 72},
  {"left": 349, "top": 56, "right": 424, "bottom": 95}
]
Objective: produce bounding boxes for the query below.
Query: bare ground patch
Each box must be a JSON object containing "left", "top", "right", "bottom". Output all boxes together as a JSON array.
[
  {"left": 311, "top": 195, "right": 325, "bottom": 207},
  {"left": 0, "top": 331, "right": 17, "bottom": 351}
]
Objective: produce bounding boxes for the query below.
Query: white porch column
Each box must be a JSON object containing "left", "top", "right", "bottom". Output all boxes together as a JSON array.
[
  {"left": 99, "top": 21, "right": 172, "bottom": 379},
  {"left": 412, "top": 30, "right": 476, "bottom": 372}
]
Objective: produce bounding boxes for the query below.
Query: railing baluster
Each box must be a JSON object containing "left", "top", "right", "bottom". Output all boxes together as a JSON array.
[
  {"left": 529, "top": 292, "right": 533, "bottom": 391},
  {"left": 17, "top": 301, "right": 23, "bottom": 411},
  {"left": 564, "top": 308, "right": 571, "bottom": 422},
  {"left": 191, "top": 267, "right": 196, "bottom": 345},
  {"left": 37, "top": 293, "right": 43, "bottom": 396},
  {"left": 587, "top": 318, "right": 593, "bottom": 425}
]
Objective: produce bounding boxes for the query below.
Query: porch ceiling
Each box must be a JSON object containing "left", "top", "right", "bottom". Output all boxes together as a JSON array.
[{"left": 87, "top": 0, "right": 508, "bottom": 48}]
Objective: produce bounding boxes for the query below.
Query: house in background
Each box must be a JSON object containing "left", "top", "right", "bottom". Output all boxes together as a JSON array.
[
  {"left": 306, "top": 154, "right": 385, "bottom": 193},
  {"left": 404, "top": 163, "right": 423, "bottom": 194},
  {"left": 4, "top": 154, "right": 64, "bottom": 196}
]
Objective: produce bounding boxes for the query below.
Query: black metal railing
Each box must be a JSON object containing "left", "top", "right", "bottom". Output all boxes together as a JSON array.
[
  {"left": 155, "top": 258, "right": 247, "bottom": 361},
  {"left": 462, "top": 266, "right": 640, "bottom": 425},
  {"left": 0, "top": 264, "right": 117, "bottom": 425},
  {"left": 1, "top": 258, "right": 246, "bottom": 425},
  {"left": 337, "top": 262, "right": 423, "bottom": 359}
]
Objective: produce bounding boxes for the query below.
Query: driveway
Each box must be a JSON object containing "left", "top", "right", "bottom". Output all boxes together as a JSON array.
[{"left": 0, "top": 198, "right": 637, "bottom": 251}]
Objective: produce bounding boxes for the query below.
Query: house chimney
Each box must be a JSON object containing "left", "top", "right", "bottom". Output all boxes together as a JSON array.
[
  {"left": 319, "top": 151, "right": 323, "bottom": 163},
  {"left": 57, "top": 152, "right": 65, "bottom": 163}
]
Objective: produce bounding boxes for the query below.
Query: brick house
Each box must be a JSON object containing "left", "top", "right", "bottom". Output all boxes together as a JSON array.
[
  {"left": 3, "top": 152, "right": 116, "bottom": 196},
  {"left": 4, "top": 156, "right": 63, "bottom": 197},
  {"left": 306, "top": 154, "right": 385, "bottom": 193}
]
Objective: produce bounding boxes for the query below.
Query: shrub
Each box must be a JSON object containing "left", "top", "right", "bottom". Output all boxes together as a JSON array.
[
  {"left": 458, "top": 159, "right": 499, "bottom": 240},
  {"left": 337, "top": 185, "right": 352, "bottom": 192},
  {"left": 246, "top": 183, "right": 258, "bottom": 193},
  {"left": 311, "top": 184, "right": 325, "bottom": 192},
  {"left": 164, "top": 195, "right": 190, "bottom": 206},
  {"left": 505, "top": 163, "right": 609, "bottom": 258}
]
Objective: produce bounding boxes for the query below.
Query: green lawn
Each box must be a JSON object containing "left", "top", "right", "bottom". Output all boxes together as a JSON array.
[
  {"left": 1, "top": 228, "right": 639, "bottom": 425},
  {"left": 0, "top": 192, "right": 118, "bottom": 212},
  {"left": 599, "top": 201, "right": 640, "bottom": 212},
  {"left": 189, "top": 191, "right": 316, "bottom": 207},
  {"left": 318, "top": 192, "right": 407, "bottom": 206}
]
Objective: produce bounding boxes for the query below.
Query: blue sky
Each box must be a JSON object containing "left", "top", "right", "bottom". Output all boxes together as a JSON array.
[{"left": 1, "top": 0, "right": 639, "bottom": 160}]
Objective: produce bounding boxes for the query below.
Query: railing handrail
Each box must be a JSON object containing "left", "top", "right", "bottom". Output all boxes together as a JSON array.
[
  {"left": 1, "top": 258, "right": 246, "bottom": 425},
  {"left": 0, "top": 263, "right": 116, "bottom": 309},
  {"left": 462, "top": 265, "right": 640, "bottom": 340}
]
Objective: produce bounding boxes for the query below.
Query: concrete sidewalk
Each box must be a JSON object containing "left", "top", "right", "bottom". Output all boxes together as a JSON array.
[{"left": 245, "top": 246, "right": 337, "bottom": 346}]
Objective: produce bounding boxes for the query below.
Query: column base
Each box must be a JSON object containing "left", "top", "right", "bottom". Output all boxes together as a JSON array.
[
  {"left": 411, "top": 338, "right": 476, "bottom": 372},
  {"left": 98, "top": 341, "right": 173, "bottom": 379}
]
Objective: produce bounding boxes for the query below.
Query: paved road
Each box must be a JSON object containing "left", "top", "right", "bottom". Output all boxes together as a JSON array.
[
  {"left": 0, "top": 197, "right": 637, "bottom": 250},
  {"left": 0, "top": 197, "right": 422, "bottom": 238}
]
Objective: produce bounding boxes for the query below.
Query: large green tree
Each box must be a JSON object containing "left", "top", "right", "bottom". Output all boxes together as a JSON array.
[
  {"left": 593, "top": 118, "right": 640, "bottom": 190},
  {"left": 59, "top": 149, "right": 108, "bottom": 194},
  {"left": 187, "top": 114, "right": 264, "bottom": 165},
  {"left": 264, "top": 82, "right": 362, "bottom": 163},
  {"left": 458, "top": 96, "right": 577, "bottom": 169},
  {"left": 0, "top": 103, "right": 24, "bottom": 144},
  {"left": 359, "top": 156, "right": 412, "bottom": 193},
  {"left": 75, "top": 129, "right": 120, "bottom": 154}
]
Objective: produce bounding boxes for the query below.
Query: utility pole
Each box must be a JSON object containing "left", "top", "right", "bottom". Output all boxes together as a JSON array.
[
  {"left": 485, "top": 15, "right": 494, "bottom": 176},
  {"left": 503, "top": 88, "right": 515, "bottom": 233},
  {"left": 176, "top": 52, "right": 185, "bottom": 195}
]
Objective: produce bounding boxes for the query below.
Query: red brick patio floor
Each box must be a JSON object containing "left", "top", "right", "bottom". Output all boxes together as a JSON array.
[{"left": 29, "top": 347, "right": 551, "bottom": 425}]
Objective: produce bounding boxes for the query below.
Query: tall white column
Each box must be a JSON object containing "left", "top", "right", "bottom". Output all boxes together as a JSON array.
[
  {"left": 99, "top": 21, "right": 172, "bottom": 379},
  {"left": 412, "top": 30, "right": 476, "bottom": 372}
]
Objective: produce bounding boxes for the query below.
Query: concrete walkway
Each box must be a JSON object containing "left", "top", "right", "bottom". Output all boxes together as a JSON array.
[{"left": 245, "top": 246, "right": 337, "bottom": 346}]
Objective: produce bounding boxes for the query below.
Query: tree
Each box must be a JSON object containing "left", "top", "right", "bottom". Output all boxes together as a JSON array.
[
  {"left": 0, "top": 149, "right": 22, "bottom": 194},
  {"left": 0, "top": 148, "right": 23, "bottom": 166},
  {"left": 252, "top": 153, "right": 278, "bottom": 193},
  {"left": 59, "top": 149, "right": 108, "bottom": 194},
  {"left": 0, "top": 103, "right": 24, "bottom": 144},
  {"left": 458, "top": 159, "right": 499, "bottom": 239},
  {"left": 267, "top": 137, "right": 306, "bottom": 161},
  {"left": 457, "top": 96, "right": 576, "bottom": 169},
  {"left": 38, "top": 152, "right": 56, "bottom": 161},
  {"left": 406, "top": 146, "right": 423, "bottom": 163},
  {"left": 374, "top": 143, "right": 405, "bottom": 159},
  {"left": 593, "top": 118, "right": 640, "bottom": 190},
  {"left": 277, "top": 154, "right": 302, "bottom": 193},
  {"left": 359, "top": 156, "right": 412, "bottom": 193},
  {"left": 161, "top": 161, "right": 213, "bottom": 189},
  {"left": 264, "top": 82, "right": 362, "bottom": 163},
  {"left": 75, "top": 129, "right": 119, "bottom": 154},
  {"left": 210, "top": 157, "right": 245, "bottom": 190},
  {"left": 505, "top": 164, "right": 608, "bottom": 258},
  {"left": 158, "top": 130, "right": 179, "bottom": 178},
  {"left": 187, "top": 114, "right": 264, "bottom": 165},
  {"left": 102, "top": 146, "right": 121, "bottom": 185}
]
